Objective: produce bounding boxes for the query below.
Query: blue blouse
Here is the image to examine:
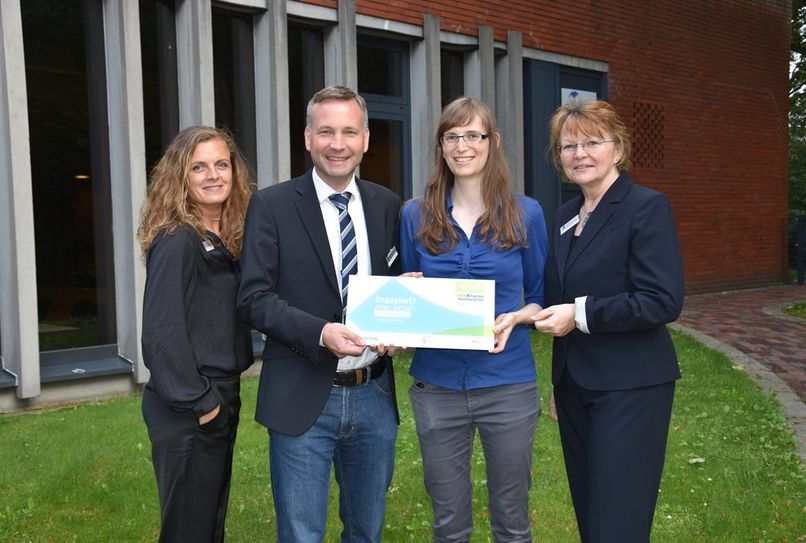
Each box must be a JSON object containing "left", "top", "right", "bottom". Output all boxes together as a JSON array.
[{"left": 400, "top": 193, "right": 548, "bottom": 391}]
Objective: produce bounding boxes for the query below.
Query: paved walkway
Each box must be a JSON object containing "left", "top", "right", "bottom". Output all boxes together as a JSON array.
[{"left": 671, "top": 284, "right": 806, "bottom": 463}]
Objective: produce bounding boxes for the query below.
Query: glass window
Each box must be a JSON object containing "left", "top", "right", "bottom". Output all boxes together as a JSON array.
[
  {"left": 212, "top": 8, "right": 257, "bottom": 174},
  {"left": 357, "top": 40, "right": 404, "bottom": 98},
  {"left": 362, "top": 118, "right": 404, "bottom": 195},
  {"left": 288, "top": 23, "right": 324, "bottom": 178},
  {"left": 440, "top": 48, "right": 465, "bottom": 107},
  {"left": 357, "top": 36, "right": 411, "bottom": 198},
  {"left": 139, "top": 0, "right": 178, "bottom": 174},
  {"left": 22, "top": 0, "right": 117, "bottom": 351}
]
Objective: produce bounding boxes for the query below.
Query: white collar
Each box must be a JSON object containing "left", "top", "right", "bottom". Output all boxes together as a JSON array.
[{"left": 311, "top": 169, "right": 360, "bottom": 205}]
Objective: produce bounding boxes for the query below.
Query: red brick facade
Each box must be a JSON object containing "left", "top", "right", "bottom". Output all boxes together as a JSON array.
[{"left": 309, "top": 0, "right": 791, "bottom": 293}]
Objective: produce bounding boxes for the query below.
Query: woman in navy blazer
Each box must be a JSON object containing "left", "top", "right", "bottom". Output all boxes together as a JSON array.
[{"left": 534, "top": 100, "right": 684, "bottom": 542}]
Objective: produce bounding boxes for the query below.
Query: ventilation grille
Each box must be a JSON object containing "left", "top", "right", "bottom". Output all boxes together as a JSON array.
[{"left": 632, "top": 102, "right": 664, "bottom": 169}]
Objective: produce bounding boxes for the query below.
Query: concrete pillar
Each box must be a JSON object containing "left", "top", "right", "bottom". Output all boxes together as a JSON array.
[
  {"left": 0, "top": 0, "right": 41, "bottom": 397},
  {"left": 410, "top": 14, "right": 441, "bottom": 197},
  {"left": 103, "top": 0, "right": 148, "bottom": 381},
  {"left": 176, "top": 0, "right": 215, "bottom": 126}
]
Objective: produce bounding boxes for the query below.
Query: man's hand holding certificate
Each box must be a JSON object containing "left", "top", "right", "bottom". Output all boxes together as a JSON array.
[{"left": 345, "top": 275, "right": 495, "bottom": 350}]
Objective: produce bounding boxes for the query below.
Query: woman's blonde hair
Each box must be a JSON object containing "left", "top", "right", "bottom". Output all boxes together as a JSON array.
[
  {"left": 137, "top": 126, "right": 254, "bottom": 259},
  {"left": 416, "top": 97, "right": 525, "bottom": 254},
  {"left": 548, "top": 100, "right": 632, "bottom": 178}
]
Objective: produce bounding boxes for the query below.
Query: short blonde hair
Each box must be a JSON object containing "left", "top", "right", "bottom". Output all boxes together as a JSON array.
[
  {"left": 306, "top": 85, "right": 368, "bottom": 129},
  {"left": 549, "top": 100, "right": 632, "bottom": 177}
]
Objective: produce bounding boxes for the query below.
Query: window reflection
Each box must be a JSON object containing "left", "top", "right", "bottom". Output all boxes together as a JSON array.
[
  {"left": 288, "top": 23, "right": 324, "bottom": 177},
  {"left": 361, "top": 119, "right": 403, "bottom": 195},
  {"left": 441, "top": 49, "right": 465, "bottom": 107},
  {"left": 140, "top": 0, "right": 178, "bottom": 174},
  {"left": 357, "top": 37, "right": 411, "bottom": 198},
  {"left": 358, "top": 41, "right": 404, "bottom": 98},
  {"left": 22, "top": 0, "right": 116, "bottom": 351},
  {"left": 212, "top": 8, "right": 256, "bottom": 174}
]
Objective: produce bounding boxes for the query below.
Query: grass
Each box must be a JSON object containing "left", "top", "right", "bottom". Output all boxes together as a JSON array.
[
  {"left": 783, "top": 302, "right": 806, "bottom": 320},
  {"left": 0, "top": 331, "right": 804, "bottom": 542},
  {"left": 38, "top": 316, "right": 101, "bottom": 351}
]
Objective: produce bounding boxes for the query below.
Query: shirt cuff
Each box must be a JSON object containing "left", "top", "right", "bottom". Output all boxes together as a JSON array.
[
  {"left": 574, "top": 296, "right": 590, "bottom": 334},
  {"left": 319, "top": 326, "right": 325, "bottom": 347}
]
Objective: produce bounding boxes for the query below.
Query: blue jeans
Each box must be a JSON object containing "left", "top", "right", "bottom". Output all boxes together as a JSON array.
[{"left": 269, "top": 369, "right": 397, "bottom": 543}]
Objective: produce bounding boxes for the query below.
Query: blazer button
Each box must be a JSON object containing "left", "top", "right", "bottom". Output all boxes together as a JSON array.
[{"left": 333, "top": 313, "right": 341, "bottom": 321}]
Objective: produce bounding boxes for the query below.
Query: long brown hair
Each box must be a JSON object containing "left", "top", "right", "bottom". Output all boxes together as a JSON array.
[
  {"left": 137, "top": 126, "right": 254, "bottom": 259},
  {"left": 417, "top": 97, "right": 525, "bottom": 254}
]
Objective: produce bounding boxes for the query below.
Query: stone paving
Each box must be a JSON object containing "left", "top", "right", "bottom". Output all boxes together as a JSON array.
[
  {"left": 677, "top": 284, "right": 806, "bottom": 400},
  {"left": 671, "top": 284, "right": 806, "bottom": 463}
]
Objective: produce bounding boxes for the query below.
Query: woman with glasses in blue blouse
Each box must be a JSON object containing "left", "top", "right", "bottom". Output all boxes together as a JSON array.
[{"left": 400, "top": 97, "right": 548, "bottom": 542}]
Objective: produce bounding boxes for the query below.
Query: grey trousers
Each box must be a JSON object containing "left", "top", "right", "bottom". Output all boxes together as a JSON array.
[{"left": 409, "top": 380, "right": 541, "bottom": 543}]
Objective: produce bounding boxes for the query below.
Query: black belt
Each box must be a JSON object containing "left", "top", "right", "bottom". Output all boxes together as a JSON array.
[{"left": 334, "top": 359, "right": 385, "bottom": 387}]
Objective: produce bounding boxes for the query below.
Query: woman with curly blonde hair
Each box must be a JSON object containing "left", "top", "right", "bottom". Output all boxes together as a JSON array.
[{"left": 139, "top": 126, "right": 254, "bottom": 543}]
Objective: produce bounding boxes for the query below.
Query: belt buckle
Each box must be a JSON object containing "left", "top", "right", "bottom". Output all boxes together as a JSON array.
[{"left": 354, "top": 368, "right": 365, "bottom": 385}]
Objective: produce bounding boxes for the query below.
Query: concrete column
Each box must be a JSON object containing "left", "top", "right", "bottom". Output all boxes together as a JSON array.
[
  {"left": 176, "top": 0, "right": 215, "bottom": 126},
  {"left": 464, "top": 49, "right": 480, "bottom": 100},
  {"left": 0, "top": 0, "right": 41, "bottom": 397},
  {"left": 254, "top": 0, "right": 290, "bottom": 187},
  {"left": 477, "top": 26, "right": 495, "bottom": 112},
  {"left": 410, "top": 14, "right": 441, "bottom": 198},
  {"left": 103, "top": 0, "right": 148, "bottom": 382},
  {"left": 496, "top": 30, "right": 524, "bottom": 193},
  {"left": 324, "top": 0, "right": 357, "bottom": 89}
]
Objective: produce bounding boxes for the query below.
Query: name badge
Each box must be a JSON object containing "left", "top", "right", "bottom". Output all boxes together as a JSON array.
[
  {"left": 202, "top": 240, "right": 215, "bottom": 252},
  {"left": 560, "top": 215, "right": 580, "bottom": 236}
]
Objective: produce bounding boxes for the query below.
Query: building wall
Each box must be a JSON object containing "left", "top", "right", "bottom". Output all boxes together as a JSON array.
[
  {"left": 0, "top": 0, "right": 791, "bottom": 407},
  {"left": 340, "top": 0, "right": 792, "bottom": 292}
]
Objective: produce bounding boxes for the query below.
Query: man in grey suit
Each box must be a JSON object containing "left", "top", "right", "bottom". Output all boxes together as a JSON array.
[{"left": 238, "top": 86, "right": 401, "bottom": 542}]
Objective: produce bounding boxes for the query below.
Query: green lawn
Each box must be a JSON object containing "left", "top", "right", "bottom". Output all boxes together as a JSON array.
[
  {"left": 783, "top": 302, "right": 806, "bottom": 319},
  {"left": 1, "top": 331, "right": 804, "bottom": 542}
]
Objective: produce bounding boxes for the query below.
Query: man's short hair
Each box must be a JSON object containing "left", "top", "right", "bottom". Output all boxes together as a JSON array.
[{"left": 305, "top": 86, "right": 369, "bottom": 130}]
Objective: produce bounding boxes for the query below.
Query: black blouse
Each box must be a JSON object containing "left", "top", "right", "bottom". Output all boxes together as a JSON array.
[{"left": 142, "top": 225, "right": 252, "bottom": 416}]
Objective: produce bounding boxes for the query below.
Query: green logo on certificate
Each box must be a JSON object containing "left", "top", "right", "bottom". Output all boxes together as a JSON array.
[{"left": 345, "top": 276, "right": 495, "bottom": 350}]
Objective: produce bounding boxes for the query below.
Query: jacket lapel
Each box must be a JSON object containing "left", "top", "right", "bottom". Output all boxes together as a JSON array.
[
  {"left": 555, "top": 195, "right": 581, "bottom": 284},
  {"left": 564, "top": 172, "right": 633, "bottom": 273},
  {"left": 357, "top": 179, "right": 385, "bottom": 274},
  {"left": 293, "top": 173, "right": 340, "bottom": 295}
]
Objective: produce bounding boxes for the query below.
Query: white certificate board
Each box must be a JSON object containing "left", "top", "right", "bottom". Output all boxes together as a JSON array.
[{"left": 345, "top": 275, "right": 495, "bottom": 350}]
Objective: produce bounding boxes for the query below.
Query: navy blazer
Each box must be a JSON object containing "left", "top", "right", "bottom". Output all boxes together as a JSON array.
[
  {"left": 544, "top": 171, "right": 684, "bottom": 390},
  {"left": 237, "top": 171, "right": 402, "bottom": 435}
]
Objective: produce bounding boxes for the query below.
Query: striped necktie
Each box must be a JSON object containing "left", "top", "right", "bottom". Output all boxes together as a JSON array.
[{"left": 329, "top": 192, "right": 358, "bottom": 308}]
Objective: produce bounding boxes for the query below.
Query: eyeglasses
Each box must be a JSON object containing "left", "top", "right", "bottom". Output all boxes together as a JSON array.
[
  {"left": 558, "top": 140, "right": 614, "bottom": 155},
  {"left": 441, "top": 132, "right": 489, "bottom": 145}
]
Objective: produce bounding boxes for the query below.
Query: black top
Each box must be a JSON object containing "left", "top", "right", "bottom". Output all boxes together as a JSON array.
[{"left": 142, "top": 224, "right": 252, "bottom": 417}]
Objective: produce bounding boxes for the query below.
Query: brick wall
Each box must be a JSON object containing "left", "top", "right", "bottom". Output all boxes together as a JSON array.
[{"left": 304, "top": 0, "right": 792, "bottom": 293}]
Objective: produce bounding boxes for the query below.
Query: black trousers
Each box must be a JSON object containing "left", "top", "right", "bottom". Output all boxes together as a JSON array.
[
  {"left": 555, "top": 369, "right": 675, "bottom": 543},
  {"left": 142, "top": 377, "right": 241, "bottom": 543}
]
